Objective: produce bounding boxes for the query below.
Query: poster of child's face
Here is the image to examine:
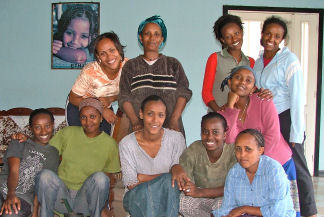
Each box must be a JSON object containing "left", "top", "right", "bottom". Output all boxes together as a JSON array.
[{"left": 51, "top": 2, "right": 99, "bottom": 69}]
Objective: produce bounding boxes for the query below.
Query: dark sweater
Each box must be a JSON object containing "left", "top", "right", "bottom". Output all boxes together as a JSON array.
[{"left": 118, "top": 54, "right": 192, "bottom": 135}]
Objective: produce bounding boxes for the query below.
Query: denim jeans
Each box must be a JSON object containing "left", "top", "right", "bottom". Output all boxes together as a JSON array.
[
  {"left": 123, "top": 173, "right": 180, "bottom": 217},
  {"left": 66, "top": 102, "right": 112, "bottom": 135},
  {"left": 35, "top": 169, "right": 110, "bottom": 217}
]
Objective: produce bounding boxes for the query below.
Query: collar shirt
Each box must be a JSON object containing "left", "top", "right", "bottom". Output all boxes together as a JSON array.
[{"left": 212, "top": 155, "right": 295, "bottom": 217}]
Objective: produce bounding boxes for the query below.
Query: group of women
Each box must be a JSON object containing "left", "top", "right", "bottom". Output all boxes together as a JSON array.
[
  {"left": 64, "top": 13, "right": 317, "bottom": 217},
  {"left": 2, "top": 13, "right": 317, "bottom": 217}
]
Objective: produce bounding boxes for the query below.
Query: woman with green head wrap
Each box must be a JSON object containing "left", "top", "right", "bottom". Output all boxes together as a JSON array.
[{"left": 118, "top": 15, "right": 192, "bottom": 136}]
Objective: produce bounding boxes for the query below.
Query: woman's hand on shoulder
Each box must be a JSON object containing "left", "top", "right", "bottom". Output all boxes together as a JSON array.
[
  {"left": 171, "top": 164, "right": 190, "bottom": 190},
  {"left": 52, "top": 40, "right": 63, "bottom": 54},
  {"left": 11, "top": 133, "right": 28, "bottom": 143},
  {"left": 256, "top": 88, "right": 273, "bottom": 100},
  {"left": 168, "top": 118, "right": 180, "bottom": 132},
  {"left": 98, "top": 97, "right": 111, "bottom": 108},
  {"left": 98, "top": 96, "right": 118, "bottom": 108},
  {"left": 102, "top": 108, "right": 117, "bottom": 124},
  {"left": 0, "top": 192, "right": 21, "bottom": 215},
  {"left": 131, "top": 119, "right": 143, "bottom": 132}
]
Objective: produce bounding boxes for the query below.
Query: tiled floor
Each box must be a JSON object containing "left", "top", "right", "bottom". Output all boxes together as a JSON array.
[{"left": 112, "top": 176, "right": 324, "bottom": 217}]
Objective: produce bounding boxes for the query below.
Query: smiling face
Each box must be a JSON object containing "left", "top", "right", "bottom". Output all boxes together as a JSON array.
[
  {"left": 140, "top": 23, "right": 164, "bottom": 53},
  {"left": 63, "top": 17, "right": 90, "bottom": 49},
  {"left": 80, "top": 106, "right": 102, "bottom": 138},
  {"left": 220, "top": 23, "right": 243, "bottom": 52},
  {"left": 228, "top": 68, "right": 255, "bottom": 97},
  {"left": 235, "top": 133, "right": 264, "bottom": 172},
  {"left": 201, "top": 118, "right": 226, "bottom": 152},
  {"left": 96, "top": 38, "right": 122, "bottom": 72},
  {"left": 261, "top": 23, "right": 285, "bottom": 55},
  {"left": 140, "top": 100, "right": 166, "bottom": 135},
  {"left": 31, "top": 114, "right": 54, "bottom": 146}
]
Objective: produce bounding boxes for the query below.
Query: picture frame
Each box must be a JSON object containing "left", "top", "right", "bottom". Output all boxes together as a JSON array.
[{"left": 51, "top": 2, "right": 100, "bottom": 69}]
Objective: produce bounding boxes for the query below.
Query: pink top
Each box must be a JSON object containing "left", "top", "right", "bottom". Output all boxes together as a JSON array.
[{"left": 218, "top": 93, "right": 292, "bottom": 165}]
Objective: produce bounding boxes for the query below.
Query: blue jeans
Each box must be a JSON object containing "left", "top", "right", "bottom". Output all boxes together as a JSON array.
[
  {"left": 123, "top": 173, "right": 180, "bottom": 217},
  {"left": 66, "top": 102, "right": 112, "bottom": 135},
  {"left": 35, "top": 169, "right": 110, "bottom": 217}
]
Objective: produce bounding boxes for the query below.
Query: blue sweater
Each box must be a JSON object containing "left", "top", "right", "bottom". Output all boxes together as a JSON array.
[{"left": 253, "top": 47, "right": 305, "bottom": 143}]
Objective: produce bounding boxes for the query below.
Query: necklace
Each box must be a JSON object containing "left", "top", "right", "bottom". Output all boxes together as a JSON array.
[
  {"left": 239, "top": 101, "right": 249, "bottom": 121},
  {"left": 234, "top": 53, "right": 242, "bottom": 63},
  {"left": 143, "top": 54, "right": 159, "bottom": 61}
]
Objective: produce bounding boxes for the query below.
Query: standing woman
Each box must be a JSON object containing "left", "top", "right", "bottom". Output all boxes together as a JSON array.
[
  {"left": 118, "top": 15, "right": 192, "bottom": 135},
  {"left": 253, "top": 16, "right": 317, "bottom": 217},
  {"left": 67, "top": 32, "right": 127, "bottom": 135},
  {"left": 119, "top": 95, "right": 186, "bottom": 217},
  {"left": 202, "top": 14, "right": 255, "bottom": 112}
]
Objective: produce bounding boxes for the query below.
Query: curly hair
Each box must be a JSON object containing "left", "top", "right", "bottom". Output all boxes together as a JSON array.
[
  {"left": 213, "top": 14, "right": 244, "bottom": 42},
  {"left": 262, "top": 16, "right": 288, "bottom": 39}
]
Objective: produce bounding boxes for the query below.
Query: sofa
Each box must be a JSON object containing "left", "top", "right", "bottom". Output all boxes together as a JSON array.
[
  {"left": 0, "top": 107, "right": 67, "bottom": 162},
  {"left": 0, "top": 107, "right": 127, "bottom": 216}
]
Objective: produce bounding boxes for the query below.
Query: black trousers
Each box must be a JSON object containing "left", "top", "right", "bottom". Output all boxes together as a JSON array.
[{"left": 279, "top": 109, "right": 317, "bottom": 216}]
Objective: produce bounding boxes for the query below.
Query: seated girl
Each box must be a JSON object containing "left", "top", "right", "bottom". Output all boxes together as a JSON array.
[
  {"left": 179, "top": 112, "right": 236, "bottom": 217},
  {"left": 119, "top": 95, "right": 187, "bottom": 217},
  {"left": 0, "top": 109, "right": 59, "bottom": 217},
  {"left": 12, "top": 98, "right": 120, "bottom": 217},
  {"left": 218, "top": 65, "right": 300, "bottom": 215},
  {"left": 212, "top": 129, "right": 295, "bottom": 217}
]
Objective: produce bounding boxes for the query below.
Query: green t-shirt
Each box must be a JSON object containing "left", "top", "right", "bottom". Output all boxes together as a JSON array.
[
  {"left": 50, "top": 126, "right": 120, "bottom": 190},
  {"left": 179, "top": 140, "right": 236, "bottom": 189}
]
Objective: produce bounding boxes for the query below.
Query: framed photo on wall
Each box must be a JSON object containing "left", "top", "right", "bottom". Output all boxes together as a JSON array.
[{"left": 51, "top": 2, "right": 100, "bottom": 69}]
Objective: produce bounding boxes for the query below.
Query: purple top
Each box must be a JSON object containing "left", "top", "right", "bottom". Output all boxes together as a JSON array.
[{"left": 219, "top": 94, "right": 291, "bottom": 165}]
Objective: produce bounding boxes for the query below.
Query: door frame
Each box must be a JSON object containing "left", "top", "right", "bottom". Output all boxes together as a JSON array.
[{"left": 223, "top": 5, "right": 324, "bottom": 176}]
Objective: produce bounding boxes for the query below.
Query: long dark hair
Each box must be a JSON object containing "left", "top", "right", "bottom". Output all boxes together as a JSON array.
[{"left": 54, "top": 4, "right": 98, "bottom": 52}]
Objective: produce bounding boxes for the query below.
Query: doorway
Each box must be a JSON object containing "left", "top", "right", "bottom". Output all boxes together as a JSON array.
[{"left": 224, "top": 6, "right": 323, "bottom": 176}]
